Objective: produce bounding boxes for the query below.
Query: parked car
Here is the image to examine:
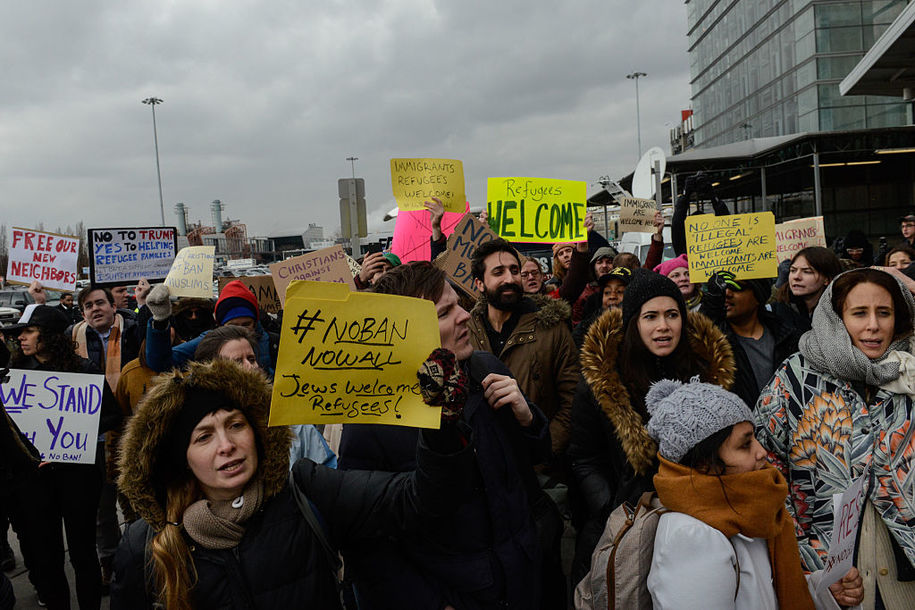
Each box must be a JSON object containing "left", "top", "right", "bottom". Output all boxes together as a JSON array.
[
  {"left": 0, "top": 306, "right": 21, "bottom": 327},
  {"left": 0, "top": 288, "right": 34, "bottom": 313}
]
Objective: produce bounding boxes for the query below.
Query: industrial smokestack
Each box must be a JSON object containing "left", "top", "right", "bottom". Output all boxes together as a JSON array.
[
  {"left": 211, "top": 199, "right": 224, "bottom": 232},
  {"left": 174, "top": 202, "right": 188, "bottom": 236}
]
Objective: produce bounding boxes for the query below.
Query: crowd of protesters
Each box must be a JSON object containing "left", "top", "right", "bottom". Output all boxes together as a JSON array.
[{"left": 1, "top": 178, "right": 914, "bottom": 609}]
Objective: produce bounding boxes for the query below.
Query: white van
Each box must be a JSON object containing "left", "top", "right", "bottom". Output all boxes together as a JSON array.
[{"left": 618, "top": 227, "right": 675, "bottom": 265}]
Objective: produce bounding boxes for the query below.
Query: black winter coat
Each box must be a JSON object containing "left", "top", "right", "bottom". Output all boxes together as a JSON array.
[
  {"left": 111, "top": 435, "right": 476, "bottom": 609},
  {"left": 339, "top": 351, "right": 551, "bottom": 610}
]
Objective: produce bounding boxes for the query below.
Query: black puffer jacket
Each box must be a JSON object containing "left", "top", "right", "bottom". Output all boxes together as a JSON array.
[{"left": 110, "top": 359, "right": 475, "bottom": 609}]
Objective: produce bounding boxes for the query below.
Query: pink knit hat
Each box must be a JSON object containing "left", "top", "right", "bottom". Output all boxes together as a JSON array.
[{"left": 653, "top": 254, "right": 689, "bottom": 278}]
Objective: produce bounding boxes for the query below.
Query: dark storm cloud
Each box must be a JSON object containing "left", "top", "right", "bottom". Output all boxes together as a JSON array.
[{"left": 0, "top": 1, "right": 690, "bottom": 237}]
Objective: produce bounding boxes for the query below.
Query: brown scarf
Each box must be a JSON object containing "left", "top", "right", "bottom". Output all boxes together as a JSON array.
[
  {"left": 653, "top": 456, "right": 815, "bottom": 610},
  {"left": 182, "top": 479, "right": 264, "bottom": 550}
]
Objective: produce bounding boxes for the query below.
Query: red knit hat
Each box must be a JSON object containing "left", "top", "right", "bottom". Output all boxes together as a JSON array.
[{"left": 215, "top": 280, "right": 259, "bottom": 325}]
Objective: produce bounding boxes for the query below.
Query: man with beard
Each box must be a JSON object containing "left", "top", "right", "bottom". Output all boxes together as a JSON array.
[{"left": 467, "top": 238, "right": 580, "bottom": 457}]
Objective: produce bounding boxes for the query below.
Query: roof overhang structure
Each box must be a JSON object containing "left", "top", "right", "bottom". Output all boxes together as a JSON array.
[{"left": 840, "top": 2, "right": 915, "bottom": 99}]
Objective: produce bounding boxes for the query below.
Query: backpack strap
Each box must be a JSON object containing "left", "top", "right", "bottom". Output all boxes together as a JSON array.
[{"left": 287, "top": 471, "right": 343, "bottom": 580}]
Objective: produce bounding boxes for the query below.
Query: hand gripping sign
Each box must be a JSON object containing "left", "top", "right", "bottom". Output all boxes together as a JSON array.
[{"left": 269, "top": 281, "right": 442, "bottom": 428}]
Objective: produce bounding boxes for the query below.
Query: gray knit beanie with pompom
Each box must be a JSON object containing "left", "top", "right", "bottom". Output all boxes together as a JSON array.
[{"left": 645, "top": 377, "right": 753, "bottom": 462}]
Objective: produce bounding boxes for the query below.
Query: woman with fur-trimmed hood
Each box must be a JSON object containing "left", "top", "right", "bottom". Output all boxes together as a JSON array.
[
  {"left": 111, "top": 359, "right": 474, "bottom": 609},
  {"left": 567, "top": 269, "right": 736, "bottom": 586}
]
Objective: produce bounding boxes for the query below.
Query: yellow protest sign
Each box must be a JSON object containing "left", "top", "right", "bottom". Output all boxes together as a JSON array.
[
  {"left": 164, "top": 246, "right": 215, "bottom": 298},
  {"left": 775, "top": 216, "right": 826, "bottom": 262},
  {"left": 269, "top": 280, "right": 442, "bottom": 428},
  {"left": 391, "top": 158, "right": 466, "bottom": 213},
  {"left": 685, "top": 212, "right": 777, "bottom": 283},
  {"left": 486, "top": 177, "right": 587, "bottom": 243}
]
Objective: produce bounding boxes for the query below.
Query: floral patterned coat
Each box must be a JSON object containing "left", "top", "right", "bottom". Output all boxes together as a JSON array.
[{"left": 755, "top": 352, "right": 915, "bottom": 572}]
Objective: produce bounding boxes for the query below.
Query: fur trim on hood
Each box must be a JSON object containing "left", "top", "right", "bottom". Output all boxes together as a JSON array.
[
  {"left": 117, "top": 359, "right": 291, "bottom": 531},
  {"left": 579, "top": 309, "right": 735, "bottom": 475},
  {"left": 470, "top": 293, "right": 571, "bottom": 329}
]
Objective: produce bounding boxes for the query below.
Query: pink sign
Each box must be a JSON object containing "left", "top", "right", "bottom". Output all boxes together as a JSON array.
[{"left": 390, "top": 204, "right": 468, "bottom": 263}]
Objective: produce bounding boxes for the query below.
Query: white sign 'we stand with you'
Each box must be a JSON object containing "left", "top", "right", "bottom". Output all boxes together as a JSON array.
[{"left": 2, "top": 369, "right": 104, "bottom": 465}]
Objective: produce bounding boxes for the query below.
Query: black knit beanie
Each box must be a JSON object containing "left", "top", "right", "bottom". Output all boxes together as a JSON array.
[
  {"left": 742, "top": 277, "right": 773, "bottom": 307},
  {"left": 621, "top": 269, "right": 688, "bottom": 330},
  {"left": 161, "top": 386, "right": 245, "bottom": 474}
]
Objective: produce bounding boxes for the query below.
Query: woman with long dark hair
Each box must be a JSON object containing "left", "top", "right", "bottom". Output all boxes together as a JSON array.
[
  {"left": 5, "top": 305, "right": 121, "bottom": 610},
  {"left": 757, "top": 268, "right": 915, "bottom": 607},
  {"left": 566, "top": 269, "right": 736, "bottom": 586}
]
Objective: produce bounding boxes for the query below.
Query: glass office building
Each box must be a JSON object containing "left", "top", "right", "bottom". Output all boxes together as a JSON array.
[{"left": 688, "top": 0, "right": 912, "bottom": 147}]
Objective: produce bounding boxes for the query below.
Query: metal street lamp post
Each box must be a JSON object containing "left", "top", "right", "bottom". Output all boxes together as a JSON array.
[
  {"left": 626, "top": 72, "right": 647, "bottom": 159},
  {"left": 142, "top": 97, "right": 166, "bottom": 226}
]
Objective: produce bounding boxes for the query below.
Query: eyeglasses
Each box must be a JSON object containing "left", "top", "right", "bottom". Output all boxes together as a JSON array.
[
  {"left": 902, "top": 222, "right": 915, "bottom": 229},
  {"left": 520, "top": 271, "right": 542, "bottom": 279}
]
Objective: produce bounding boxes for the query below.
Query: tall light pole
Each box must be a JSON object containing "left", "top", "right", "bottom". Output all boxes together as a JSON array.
[
  {"left": 142, "top": 97, "right": 166, "bottom": 226},
  {"left": 626, "top": 72, "right": 647, "bottom": 159}
]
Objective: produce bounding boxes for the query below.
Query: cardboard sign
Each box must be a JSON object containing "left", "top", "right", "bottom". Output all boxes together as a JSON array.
[
  {"left": 346, "top": 255, "right": 362, "bottom": 279},
  {"left": 390, "top": 207, "right": 468, "bottom": 263},
  {"left": 434, "top": 214, "right": 499, "bottom": 295},
  {"left": 88, "top": 227, "right": 177, "bottom": 286},
  {"left": 269, "top": 281, "right": 441, "bottom": 428},
  {"left": 775, "top": 216, "right": 827, "bottom": 262},
  {"left": 164, "top": 246, "right": 216, "bottom": 298},
  {"left": 2, "top": 369, "right": 104, "bottom": 464},
  {"left": 269, "top": 245, "right": 356, "bottom": 305},
  {"left": 685, "top": 212, "right": 778, "bottom": 283},
  {"left": 817, "top": 471, "right": 869, "bottom": 594},
  {"left": 618, "top": 198, "right": 658, "bottom": 233},
  {"left": 486, "top": 177, "right": 587, "bottom": 243},
  {"left": 218, "top": 276, "right": 282, "bottom": 314},
  {"left": 7, "top": 227, "right": 80, "bottom": 291},
  {"left": 391, "top": 158, "right": 466, "bottom": 213}
]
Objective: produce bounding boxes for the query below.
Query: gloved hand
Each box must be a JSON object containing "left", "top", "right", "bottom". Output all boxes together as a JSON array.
[
  {"left": 703, "top": 270, "right": 742, "bottom": 299},
  {"left": 146, "top": 284, "right": 172, "bottom": 321},
  {"left": 417, "top": 348, "right": 468, "bottom": 424}
]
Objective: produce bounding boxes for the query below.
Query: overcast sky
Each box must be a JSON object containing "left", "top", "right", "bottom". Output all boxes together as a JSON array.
[{"left": 1, "top": 1, "right": 691, "bottom": 239}]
